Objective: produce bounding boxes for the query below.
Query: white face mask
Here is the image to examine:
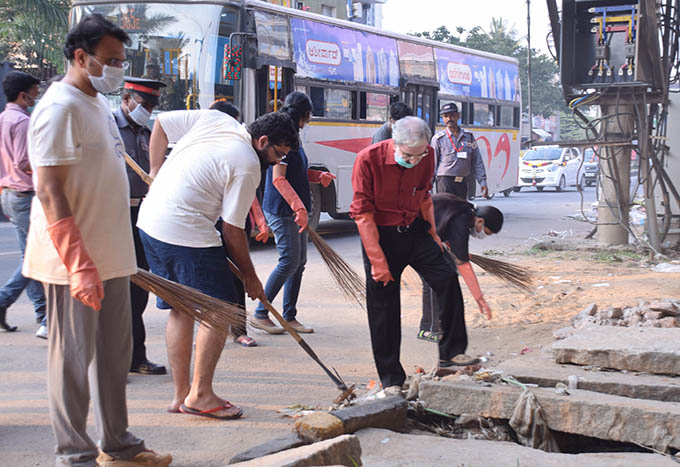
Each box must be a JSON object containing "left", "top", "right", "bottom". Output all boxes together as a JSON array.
[
  {"left": 470, "top": 224, "right": 487, "bottom": 240},
  {"left": 128, "top": 103, "right": 151, "bottom": 127},
  {"left": 88, "top": 55, "right": 124, "bottom": 94}
]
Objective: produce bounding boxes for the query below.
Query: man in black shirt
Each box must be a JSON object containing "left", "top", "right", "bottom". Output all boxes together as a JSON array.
[{"left": 419, "top": 193, "right": 503, "bottom": 367}]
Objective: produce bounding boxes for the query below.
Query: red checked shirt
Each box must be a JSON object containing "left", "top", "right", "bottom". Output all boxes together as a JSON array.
[{"left": 350, "top": 139, "right": 434, "bottom": 226}]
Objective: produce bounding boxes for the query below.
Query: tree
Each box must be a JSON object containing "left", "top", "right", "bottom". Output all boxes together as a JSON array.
[
  {"left": 0, "top": 0, "right": 69, "bottom": 79},
  {"left": 413, "top": 19, "right": 566, "bottom": 118}
]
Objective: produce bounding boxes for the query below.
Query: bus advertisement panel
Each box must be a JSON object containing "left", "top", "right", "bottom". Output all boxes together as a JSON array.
[
  {"left": 435, "top": 48, "right": 521, "bottom": 102},
  {"left": 291, "top": 18, "right": 400, "bottom": 87}
]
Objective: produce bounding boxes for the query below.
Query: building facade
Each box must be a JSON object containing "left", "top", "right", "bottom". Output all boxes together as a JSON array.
[{"left": 264, "top": 0, "right": 385, "bottom": 27}]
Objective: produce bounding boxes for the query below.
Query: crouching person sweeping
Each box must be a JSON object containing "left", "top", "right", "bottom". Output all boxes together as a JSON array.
[
  {"left": 350, "top": 116, "right": 460, "bottom": 396},
  {"left": 418, "top": 193, "right": 503, "bottom": 366},
  {"left": 138, "top": 109, "right": 298, "bottom": 419}
]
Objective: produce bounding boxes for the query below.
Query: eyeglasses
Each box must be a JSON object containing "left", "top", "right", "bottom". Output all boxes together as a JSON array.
[
  {"left": 271, "top": 145, "right": 288, "bottom": 161},
  {"left": 89, "top": 54, "right": 130, "bottom": 70},
  {"left": 399, "top": 148, "right": 428, "bottom": 163}
]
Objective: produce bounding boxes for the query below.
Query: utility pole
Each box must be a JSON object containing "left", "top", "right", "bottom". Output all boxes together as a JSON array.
[
  {"left": 526, "top": 0, "right": 533, "bottom": 145},
  {"left": 597, "top": 106, "right": 632, "bottom": 245}
]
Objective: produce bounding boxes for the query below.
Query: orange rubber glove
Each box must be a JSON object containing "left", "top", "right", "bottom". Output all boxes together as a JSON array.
[
  {"left": 308, "top": 169, "right": 336, "bottom": 188},
  {"left": 354, "top": 212, "right": 394, "bottom": 286},
  {"left": 47, "top": 216, "right": 104, "bottom": 311},
  {"left": 249, "top": 198, "right": 269, "bottom": 243},
  {"left": 273, "top": 176, "right": 308, "bottom": 232},
  {"left": 457, "top": 261, "right": 491, "bottom": 320},
  {"left": 420, "top": 196, "right": 443, "bottom": 251}
]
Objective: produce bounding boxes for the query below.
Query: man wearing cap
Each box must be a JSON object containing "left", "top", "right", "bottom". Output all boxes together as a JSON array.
[
  {"left": 114, "top": 76, "right": 167, "bottom": 375},
  {"left": 432, "top": 103, "right": 488, "bottom": 200}
]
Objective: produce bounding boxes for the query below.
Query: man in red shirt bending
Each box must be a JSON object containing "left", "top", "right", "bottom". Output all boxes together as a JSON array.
[{"left": 351, "top": 116, "right": 463, "bottom": 396}]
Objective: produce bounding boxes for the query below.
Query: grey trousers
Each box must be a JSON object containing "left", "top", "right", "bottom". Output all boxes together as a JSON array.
[{"left": 46, "top": 276, "right": 145, "bottom": 467}]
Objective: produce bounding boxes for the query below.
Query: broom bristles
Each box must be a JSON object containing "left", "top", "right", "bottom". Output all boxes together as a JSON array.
[
  {"left": 468, "top": 254, "right": 535, "bottom": 294},
  {"left": 130, "top": 269, "right": 245, "bottom": 334},
  {"left": 307, "top": 229, "right": 366, "bottom": 308}
]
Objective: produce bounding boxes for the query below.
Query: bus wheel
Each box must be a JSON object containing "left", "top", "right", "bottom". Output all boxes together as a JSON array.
[{"left": 309, "top": 183, "right": 322, "bottom": 231}]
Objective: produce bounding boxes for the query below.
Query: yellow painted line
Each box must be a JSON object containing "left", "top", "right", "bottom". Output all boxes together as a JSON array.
[{"left": 309, "top": 121, "right": 382, "bottom": 128}]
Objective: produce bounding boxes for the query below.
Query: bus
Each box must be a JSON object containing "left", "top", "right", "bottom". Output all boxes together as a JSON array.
[{"left": 70, "top": 0, "right": 521, "bottom": 227}]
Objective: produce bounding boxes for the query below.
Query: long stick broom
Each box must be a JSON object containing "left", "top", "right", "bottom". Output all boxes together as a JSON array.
[
  {"left": 306, "top": 228, "right": 365, "bottom": 308},
  {"left": 124, "top": 153, "right": 350, "bottom": 392},
  {"left": 130, "top": 269, "right": 244, "bottom": 334}
]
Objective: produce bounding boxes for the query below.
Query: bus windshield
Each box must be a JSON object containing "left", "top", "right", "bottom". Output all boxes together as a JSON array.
[
  {"left": 523, "top": 148, "right": 562, "bottom": 161},
  {"left": 71, "top": 3, "right": 241, "bottom": 111}
]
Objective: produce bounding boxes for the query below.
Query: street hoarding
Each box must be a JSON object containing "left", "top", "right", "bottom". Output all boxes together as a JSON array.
[
  {"left": 291, "top": 18, "right": 400, "bottom": 86},
  {"left": 435, "top": 48, "right": 520, "bottom": 102}
]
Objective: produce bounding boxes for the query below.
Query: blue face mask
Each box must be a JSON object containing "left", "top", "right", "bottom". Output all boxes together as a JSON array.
[{"left": 394, "top": 149, "right": 416, "bottom": 169}]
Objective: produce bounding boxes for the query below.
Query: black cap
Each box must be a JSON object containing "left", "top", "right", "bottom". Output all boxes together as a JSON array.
[
  {"left": 123, "top": 77, "right": 166, "bottom": 106},
  {"left": 440, "top": 102, "right": 459, "bottom": 114}
]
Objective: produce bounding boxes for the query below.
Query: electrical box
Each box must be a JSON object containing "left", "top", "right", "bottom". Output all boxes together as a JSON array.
[{"left": 560, "top": 0, "right": 665, "bottom": 98}]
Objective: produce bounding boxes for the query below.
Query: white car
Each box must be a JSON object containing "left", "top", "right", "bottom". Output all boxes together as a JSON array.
[{"left": 517, "top": 146, "right": 584, "bottom": 192}]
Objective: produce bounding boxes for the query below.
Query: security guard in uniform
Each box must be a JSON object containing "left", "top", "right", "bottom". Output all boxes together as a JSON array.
[
  {"left": 114, "top": 76, "right": 167, "bottom": 375},
  {"left": 432, "top": 103, "right": 488, "bottom": 200}
]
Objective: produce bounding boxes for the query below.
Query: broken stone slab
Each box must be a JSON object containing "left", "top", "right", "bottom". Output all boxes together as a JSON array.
[
  {"left": 294, "top": 412, "right": 344, "bottom": 442},
  {"left": 419, "top": 380, "right": 680, "bottom": 451},
  {"left": 229, "top": 433, "right": 306, "bottom": 464},
  {"left": 355, "top": 428, "right": 677, "bottom": 467},
  {"left": 497, "top": 354, "right": 680, "bottom": 402},
  {"left": 330, "top": 396, "right": 406, "bottom": 434},
  {"left": 230, "top": 434, "right": 362, "bottom": 467},
  {"left": 552, "top": 327, "right": 680, "bottom": 376}
]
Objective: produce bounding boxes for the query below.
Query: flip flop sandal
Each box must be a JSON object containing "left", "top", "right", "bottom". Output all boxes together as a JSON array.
[
  {"left": 417, "top": 330, "right": 441, "bottom": 343},
  {"left": 234, "top": 335, "right": 258, "bottom": 347},
  {"left": 179, "top": 402, "right": 243, "bottom": 420}
]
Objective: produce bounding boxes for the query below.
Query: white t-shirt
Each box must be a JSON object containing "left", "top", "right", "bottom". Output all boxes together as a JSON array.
[
  {"left": 23, "top": 82, "right": 136, "bottom": 285},
  {"left": 137, "top": 110, "right": 260, "bottom": 248}
]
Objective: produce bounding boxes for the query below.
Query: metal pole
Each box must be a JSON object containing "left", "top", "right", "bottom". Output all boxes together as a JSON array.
[{"left": 527, "top": 0, "right": 533, "bottom": 145}]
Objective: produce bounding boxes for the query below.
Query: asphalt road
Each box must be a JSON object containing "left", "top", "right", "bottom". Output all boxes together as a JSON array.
[{"left": 0, "top": 185, "right": 598, "bottom": 467}]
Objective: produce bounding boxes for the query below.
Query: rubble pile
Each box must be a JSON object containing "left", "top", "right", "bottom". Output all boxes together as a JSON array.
[{"left": 570, "top": 299, "right": 680, "bottom": 328}]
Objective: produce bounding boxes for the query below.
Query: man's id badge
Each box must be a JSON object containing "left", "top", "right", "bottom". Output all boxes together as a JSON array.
[{"left": 457, "top": 151, "right": 468, "bottom": 159}]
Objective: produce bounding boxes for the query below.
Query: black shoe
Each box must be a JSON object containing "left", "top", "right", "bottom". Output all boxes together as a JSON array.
[
  {"left": 130, "top": 360, "right": 167, "bottom": 375},
  {"left": 439, "top": 354, "right": 481, "bottom": 368},
  {"left": 0, "top": 308, "right": 17, "bottom": 332}
]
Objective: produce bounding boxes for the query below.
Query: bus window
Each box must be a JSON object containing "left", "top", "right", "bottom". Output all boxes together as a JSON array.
[
  {"left": 364, "top": 93, "right": 390, "bottom": 121},
  {"left": 499, "top": 106, "right": 513, "bottom": 127},
  {"left": 513, "top": 107, "right": 520, "bottom": 128},
  {"left": 325, "top": 88, "right": 352, "bottom": 120},
  {"left": 310, "top": 87, "right": 324, "bottom": 116},
  {"left": 472, "top": 103, "right": 495, "bottom": 127}
]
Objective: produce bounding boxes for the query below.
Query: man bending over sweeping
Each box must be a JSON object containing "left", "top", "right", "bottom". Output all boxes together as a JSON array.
[
  {"left": 418, "top": 193, "right": 503, "bottom": 366},
  {"left": 137, "top": 109, "right": 298, "bottom": 419},
  {"left": 350, "top": 116, "right": 461, "bottom": 397}
]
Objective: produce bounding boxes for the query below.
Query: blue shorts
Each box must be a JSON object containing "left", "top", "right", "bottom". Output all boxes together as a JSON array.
[{"left": 139, "top": 230, "right": 237, "bottom": 309}]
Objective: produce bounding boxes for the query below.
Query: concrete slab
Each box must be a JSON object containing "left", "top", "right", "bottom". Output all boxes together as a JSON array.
[
  {"left": 355, "top": 428, "right": 678, "bottom": 467},
  {"left": 330, "top": 396, "right": 407, "bottom": 434},
  {"left": 229, "top": 433, "right": 306, "bottom": 464},
  {"left": 551, "top": 327, "right": 680, "bottom": 376},
  {"left": 419, "top": 380, "right": 680, "bottom": 451},
  {"left": 497, "top": 354, "right": 680, "bottom": 402},
  {"left": 230, "top": 434, "right": 361, "bottom": 467}
]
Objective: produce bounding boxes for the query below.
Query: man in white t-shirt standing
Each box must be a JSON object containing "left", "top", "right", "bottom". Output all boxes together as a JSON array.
[
  {"left": 23, "top": 14, "right": 171, "bottom": 467},
  {"left": 138, "top": 109, "right": 298, "bottom": 419}
]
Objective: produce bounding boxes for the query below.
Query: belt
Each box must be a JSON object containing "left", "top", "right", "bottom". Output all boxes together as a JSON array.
[
  {"left": 436, "top": 176, "right": 465, "bottom": 183},
  {"left": 379, "top": 224, "right": 413, "bottom": 233},
  {"left": 2, "top": 187, "right": 34, "bottom": 194},
  {"left": 130, "top": 198, "right": 143, "bottom": 207}
]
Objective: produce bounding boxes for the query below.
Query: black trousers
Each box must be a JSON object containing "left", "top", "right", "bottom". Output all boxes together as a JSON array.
[
  {"left": 436, "top": 176, "right": 468, "bottom": 200},
  {"left": 362, "top": 218, "right": 466, "bottom": 388},
  {"left": 130, "top": 205, "right": 150, "bottom": 366}
]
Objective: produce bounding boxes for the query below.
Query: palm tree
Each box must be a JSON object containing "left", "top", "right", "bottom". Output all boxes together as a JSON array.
[{"left": 0, "top": 0, "right": 69, "bottom": 78}]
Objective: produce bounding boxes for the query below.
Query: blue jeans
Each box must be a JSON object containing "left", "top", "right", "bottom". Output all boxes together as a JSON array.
[
  {"left": 255, "top": 212, "right": 307, "bottom": 321},
  {"left": 0, "top": 190, "right": 46, "bottom": 325}
]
